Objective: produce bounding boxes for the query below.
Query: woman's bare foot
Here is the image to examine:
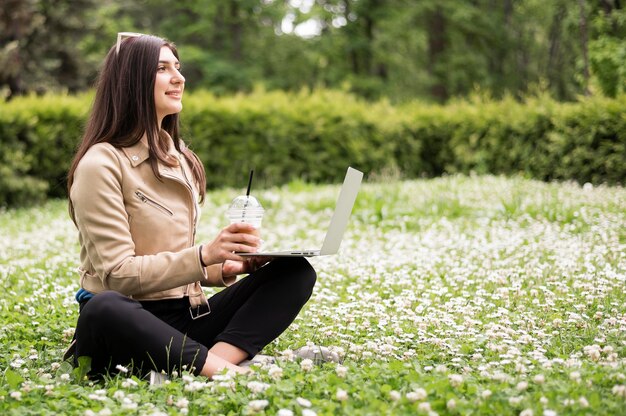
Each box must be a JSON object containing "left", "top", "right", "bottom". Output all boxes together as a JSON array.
[{"left": 200, "top": 351, "right": 251, "bottom": 378}]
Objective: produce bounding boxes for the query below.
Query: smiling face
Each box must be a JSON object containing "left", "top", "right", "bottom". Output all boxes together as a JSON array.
[{"left": 154, "top": 46, "right": 185, "bottom": 126}]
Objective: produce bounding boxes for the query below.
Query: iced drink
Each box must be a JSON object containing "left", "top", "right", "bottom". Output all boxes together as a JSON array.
[{"left": 226, "top": 195, "right": 264, "bottom": 238}]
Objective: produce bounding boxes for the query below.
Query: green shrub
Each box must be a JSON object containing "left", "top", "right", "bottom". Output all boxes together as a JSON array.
[
  {"left": 0, "top": 90, "right": 624, "bottom": 207},
  {"left": 0, "top": 94, "right": 87, "bottom": 206}
]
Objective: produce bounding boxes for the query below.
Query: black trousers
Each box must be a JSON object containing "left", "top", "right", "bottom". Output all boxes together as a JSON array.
[{"left": 74, "top": 257, "right": 316, "bottom": 377}]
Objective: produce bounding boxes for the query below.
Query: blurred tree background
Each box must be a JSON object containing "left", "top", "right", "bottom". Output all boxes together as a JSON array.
[{"left": 1, "top": 0, "right": 625, "bottom": 102}]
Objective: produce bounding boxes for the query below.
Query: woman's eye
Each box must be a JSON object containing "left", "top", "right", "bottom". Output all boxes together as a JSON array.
[{"left": 157, "top": 66, "right": 166, "bottom": 71}]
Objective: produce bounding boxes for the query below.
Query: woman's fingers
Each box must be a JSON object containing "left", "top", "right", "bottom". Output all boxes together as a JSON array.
[
  {"left": 226, "top": 222, "right": 259, "bottom": 236},
  {"left": 203, "top": 225, "right": 262, "bottom": 265}
]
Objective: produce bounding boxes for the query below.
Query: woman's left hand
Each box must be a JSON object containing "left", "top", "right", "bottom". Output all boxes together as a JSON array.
[{"left": 222, "top": 257, "right": 272, "bottom": 278}]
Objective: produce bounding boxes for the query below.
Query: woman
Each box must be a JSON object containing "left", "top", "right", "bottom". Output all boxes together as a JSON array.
[{"left": 65, "top": 33, "right": 316, "bottom": 379}]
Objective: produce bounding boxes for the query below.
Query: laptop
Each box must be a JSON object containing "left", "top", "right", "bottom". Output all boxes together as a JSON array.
[{"left": 239, "top": 167, "right": 363, "bottom": 257}]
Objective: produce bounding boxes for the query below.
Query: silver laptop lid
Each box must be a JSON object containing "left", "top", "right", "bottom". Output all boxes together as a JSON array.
[{"left": 319, "top": 167, "right": 363, "bottom": 255}]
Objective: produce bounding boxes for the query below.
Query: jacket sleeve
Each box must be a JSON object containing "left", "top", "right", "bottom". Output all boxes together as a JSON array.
[{"left": 71, "top": 144, "right": 228, "bottom": 296}]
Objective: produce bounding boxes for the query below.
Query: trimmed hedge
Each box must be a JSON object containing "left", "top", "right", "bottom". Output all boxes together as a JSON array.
[{"left": 1, "top": 90, "right": 625, "bottom": 207}]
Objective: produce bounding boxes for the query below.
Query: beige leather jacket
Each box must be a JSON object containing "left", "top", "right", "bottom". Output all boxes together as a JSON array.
[{"left": 70, "top": 132, "right": 235, "bottom": 307}]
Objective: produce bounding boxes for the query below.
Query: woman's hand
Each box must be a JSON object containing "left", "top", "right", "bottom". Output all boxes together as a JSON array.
[
  {"left": 201, "top": 222, "right": 261, "bottom": 266},
  {"left": 222, "top": 257, "right": 272, "bottom": 277}
]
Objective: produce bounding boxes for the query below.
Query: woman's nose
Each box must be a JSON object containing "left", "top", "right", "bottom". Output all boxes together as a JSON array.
[{"left": 172, "top": 70, "right": 185, "bottom": 84}]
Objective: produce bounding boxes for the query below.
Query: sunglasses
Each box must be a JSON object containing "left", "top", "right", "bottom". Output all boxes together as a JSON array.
[{"left": 116, "top": 32, "right": 145, "bottom": 55}]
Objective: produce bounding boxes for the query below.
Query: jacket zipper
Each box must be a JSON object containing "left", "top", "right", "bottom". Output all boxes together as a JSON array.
[
  {"left": 135, "top": 191, "right": 174, "bottom": 216},
  {"left": 161, "top": 157, "right": 197, "bottom": 244}
]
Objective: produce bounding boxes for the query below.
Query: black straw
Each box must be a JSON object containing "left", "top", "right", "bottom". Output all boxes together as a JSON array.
[{"left": 246, "top": 170, "right": 254, "bottom": 197}]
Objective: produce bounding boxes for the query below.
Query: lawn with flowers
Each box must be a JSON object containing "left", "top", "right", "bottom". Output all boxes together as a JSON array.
[{"left": 1, "top": 175, "right": 625, "bottom": 415}]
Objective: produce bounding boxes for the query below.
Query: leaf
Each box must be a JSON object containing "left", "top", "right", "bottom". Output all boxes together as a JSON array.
[
  {"left": 73, "top": 356, "right": 92, "bottom": 382},
  {"left": 57, "top": 361, "right": 74, "bottom": 376},
  {"left": 275, "top": 380, "right": 296, "bottom": 393},
  {"left": 5, "top": 369, "right": 23, "bottom": 390}
]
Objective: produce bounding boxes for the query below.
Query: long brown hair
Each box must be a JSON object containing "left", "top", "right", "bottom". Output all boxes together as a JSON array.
[{"left": 67, "top": 34, "right": 206, "bottom": 221}]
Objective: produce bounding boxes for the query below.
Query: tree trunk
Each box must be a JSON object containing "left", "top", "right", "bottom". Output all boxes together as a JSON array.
[
  {"left": 547, "top": 2, "right": 567, "bottom": 98},
  {"left": 343, "top": 0, "right": 360, "bottom": 74},
  {"left": 228, "top": 0, "right": 243, "bottom": 62},
  {"left": 0, "top": 0, "right": 34, "bottom": 98},
  {"left": 426, "top": 6, "right": 448, "bottom": 101},
  {"left": 212, "top": 3, "right": 225, "bottom": 53},
  {"left": 578, "top": 0, "right": 590, "bottom": 95}
]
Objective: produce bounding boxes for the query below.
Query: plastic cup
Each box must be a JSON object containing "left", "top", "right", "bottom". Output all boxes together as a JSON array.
[{"left": 226, "top": 195, "right": 264, "bottom": 238}]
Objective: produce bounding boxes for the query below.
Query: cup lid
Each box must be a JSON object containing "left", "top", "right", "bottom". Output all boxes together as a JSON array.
[{"left": 228, "top": 195, "right": 263, "bottom": 210}]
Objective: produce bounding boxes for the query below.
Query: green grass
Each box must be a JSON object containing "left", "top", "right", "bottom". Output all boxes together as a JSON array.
[{"left": 1, "top": 175, "right": 625, "bottom": 415}]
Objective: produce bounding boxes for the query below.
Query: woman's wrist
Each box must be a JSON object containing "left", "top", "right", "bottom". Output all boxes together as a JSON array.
[{"left": 199, "top": 245, "right": 208, "bottom": 268}]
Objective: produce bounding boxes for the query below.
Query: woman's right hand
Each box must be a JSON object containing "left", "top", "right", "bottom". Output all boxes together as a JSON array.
[{"left": 201, "top": 222, "right": 261, "bottom": 266}]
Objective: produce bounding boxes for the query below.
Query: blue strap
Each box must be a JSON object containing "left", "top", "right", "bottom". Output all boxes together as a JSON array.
[{"left": 75, "top": 288, "right": 95, "bottom": 303}]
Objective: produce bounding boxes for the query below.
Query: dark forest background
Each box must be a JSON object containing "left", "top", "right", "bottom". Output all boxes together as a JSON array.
[{"left": 1, "top": 0, "right": 625, "bottom": 103}]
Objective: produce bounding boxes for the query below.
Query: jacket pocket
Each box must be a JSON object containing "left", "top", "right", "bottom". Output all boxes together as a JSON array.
[{"left": 134, "top": 190, "right": 174, "bottom": 217}]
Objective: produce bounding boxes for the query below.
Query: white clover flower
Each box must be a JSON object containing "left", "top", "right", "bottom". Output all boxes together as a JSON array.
[
  {"left": 247, "top": 381, "right": 270, "bottom": 394},
  {"left": 519, "top": 409, "right": 533, "bottom": 416},
  {"left": 277, "top": 410, "right": 294, "bottom": 416},
  {"left": 336, "top": 388, "right": 349, "bottom": 401},
  {"left": 583, "top": 345, "right": 601, "bottom": 361},
  {"left": 60, "top": 373, "right": 70, "bottom": 381},
  {"left": 115, "top": 364, "right": 129, "bottom": 374},
  {"left": 570, "top": 371, "right": 581, "bottom": 383},
  {"left": 481, "top": 390, "right": 492, "bottom": 399},
  {"left": 406, "top": 391, "right": 418, "bottom": 402},
  {"left": 50, "top": 362, "right": 61, "bottom": 371},
  {"left": 533, "top": 374, "right": 545, "bottom": 384},
  {"left": 446, "top": 399, "right": 456, "bottom": 410},
  {"left": 448, "top": 374, "right": 463, "bottom": 388},
  {"left": 175, "top": 398, "right": 189, "bottom": 409},
  {"left": 84, "top": 411, "right": 95, "bottom": 416},
  {"left": 280, "top": 349, "right": 295, "bottom": 361},
  {"left": 612, "top": 385, "right": 626, "bottom": 398},
  {"left": 248, "top": 399, "right": 269, "bottom": 412},
  {"left": 113, "top": 390, "right": 125, "bottom": 400},
  {"left": 121, "top": 378, "right": 138, "bottom": 388},
  {"left": 296, "top": 397, "right": 312, "bottom": 408},
  {"left": 268, "top": 365, "right": 283, "bottom": 380},
  {"left": 543, "top": 410, "right": 557, "bottom": 416},
  {"left": 335, "top": 365, "right": 348, "bottom": 378},
  {"left": 516, "top": 381, "right": 528, "bottom": 391},
  {"left": 98, "top": 408, "right": 112, "bottom": 416},
  {"left": 121, "top": 398, "right": 138, "bottom": 410},
  {"left": 300, "top": 358, "right": 314, "bottom": 372},
  {"left": 418, "top": 402, "right": 431, "bottom": 413},
  {"left": 579, "top": 397, "right": 589, "bottom": 408},
  {"left": 389, "top": 390, "right": 400, "bottom": 401},
  {"left": 182, "top": 374, "right": 193, "bottom": 383},
  {"left": 301, "top": 410, "right": 317, "bottom": 416},
  {"left": 212, "top": 373, "right": 233, "bottom": 382},
  {"left": 10, "top": 391, "right": 22, "bottom": 401},
  {"left": 508, "top": 396, "right": 522, "bottom": 406},
  {"left": 185, "top": 381, "right": 209, "bottom": 392},
  {"left": 540, "top": 397, "right": 548, "bottom": 405}
]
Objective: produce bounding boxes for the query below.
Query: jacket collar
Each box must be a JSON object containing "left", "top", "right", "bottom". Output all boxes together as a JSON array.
[
  {"left": 121, "top": 131, "right": 184, "bottom": 168},
  {"left": 121, "top": 139, "right": 150, "bottom": 168}
]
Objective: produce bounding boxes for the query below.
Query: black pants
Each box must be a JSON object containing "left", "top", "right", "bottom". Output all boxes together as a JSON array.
[{"left": 74, "top": 257, "right": 316, "bottom": 377}]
